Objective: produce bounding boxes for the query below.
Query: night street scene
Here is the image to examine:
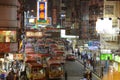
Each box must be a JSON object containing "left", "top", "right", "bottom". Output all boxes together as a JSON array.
[{"left": 0, "top": 0, "right": 120, "bottom": 80}]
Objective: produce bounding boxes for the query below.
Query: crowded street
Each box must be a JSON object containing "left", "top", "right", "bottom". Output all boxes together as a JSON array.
[
  {"left": 65, "top": 60, "right": 101, "bottom": 80},
  {"left": 63, "top": 49, "right": 101, "bottom": 80},
  {"left": 0, "top": 0, "right": 120, "bottom": 80}
]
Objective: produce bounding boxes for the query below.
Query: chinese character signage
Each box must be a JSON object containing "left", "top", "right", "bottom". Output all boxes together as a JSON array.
[
  {"left": 39, "top": 2, "right": 45, "bottom": 19},
  {"left": 52, "top": 8, "right": 57, "bottom": 25},
  {"left": 100, "top": 53, "right": 113, "bottom": 60},
  {"left": 37, "top": 0, "right": 47, "bottom": 21},
  {"left": 26, "top": 31, "right": 43, "bottom": 38}
]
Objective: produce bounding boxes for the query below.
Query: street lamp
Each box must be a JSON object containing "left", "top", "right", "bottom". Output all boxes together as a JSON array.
[{"left": 60, "top": 14, "right": 66, "bottom": 28}]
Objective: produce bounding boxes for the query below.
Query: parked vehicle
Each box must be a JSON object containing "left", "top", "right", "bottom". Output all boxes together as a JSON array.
[
  {"left": 47, "top": 59, "right": 65, "bottom": 79},
  {"left": 66, "top": 54, "right": 76, "bottom": 61},
  {"left": 26, "top": 62, "right": 46, "bottom": 80}
]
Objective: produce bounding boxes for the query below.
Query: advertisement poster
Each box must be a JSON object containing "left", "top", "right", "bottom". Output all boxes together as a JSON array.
[
  {"left": 10, "top": 43, "right": 18, "bottom": 52},
  {"left": 0, "top": 43, "right": 10, "bottom": 52}
]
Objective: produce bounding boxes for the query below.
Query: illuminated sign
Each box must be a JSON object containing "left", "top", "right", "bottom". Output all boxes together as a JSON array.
[
  {"left": 37, "top": 1, "right": 47, "bottom": 21},
  {"left": 114, "top": 55, "right": 120, "bottom": 63},
  {"left": 38, "top": 0, "right": 47, "bottom": 2},
  {"left": 0, "top": 31, "right": 16, "bottom": 42},
  {"left": 100, "top": 53, "right": 113, "bottom": 60},
  {"left": 26, "top": 31, "right": 43, "bottom": 37},
  {"left": 37, "top": 17, "right": 51, "bottom": 25},
  {"left": 39, "top": 2, "right": 45, "bottom": 19},
  {"left": 29, "top": 18, "right": 35, "bottom": 23}
]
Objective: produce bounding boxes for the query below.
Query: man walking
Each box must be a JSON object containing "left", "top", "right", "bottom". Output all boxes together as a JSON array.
[{"left": 83, "top": 60, "right": 86, "bottom": 70}]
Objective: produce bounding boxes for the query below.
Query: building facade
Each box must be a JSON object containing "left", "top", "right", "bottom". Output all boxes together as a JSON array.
[{"left": 0, "top": 0, "right": 20, "bottom": 54}]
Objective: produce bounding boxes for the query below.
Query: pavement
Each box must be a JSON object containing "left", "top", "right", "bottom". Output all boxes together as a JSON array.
[
  {"left": 65, "top": 50, "right": 103, "bottom": 80},
  {"left": 77, "top": 58, "right": 102, "bottom": 80}
]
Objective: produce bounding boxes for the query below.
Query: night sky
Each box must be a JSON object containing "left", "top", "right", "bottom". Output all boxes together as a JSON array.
[{"left": 26, "top": 0, "right": 37, "bottom": 10}]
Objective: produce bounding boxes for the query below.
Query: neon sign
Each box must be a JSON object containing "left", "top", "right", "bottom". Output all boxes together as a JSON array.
[
  {"left": 37, "top": 1, "right": 47, "bottom": 21},
  {"left": 39, "top": 3, "right": 45, "bottom": 19}
]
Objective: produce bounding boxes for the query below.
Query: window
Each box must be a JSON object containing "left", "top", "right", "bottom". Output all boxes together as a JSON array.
[{"left": 105, "top": 5, "right": 114, "bottom": 15}]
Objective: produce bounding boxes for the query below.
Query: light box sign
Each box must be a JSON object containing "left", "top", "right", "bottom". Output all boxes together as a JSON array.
[
  {"left": 37, "top": 0, "right": 47, "bottom": 21},
  {"left": 37, "top": 17, "right": 51, "bottom": 25},
  {"left": 0, "top": 31, "right": 16, "bottom": 42},
  {"left": 29, "top": 18, "right": 35, "bottom": 24},
  {"left": 114, "top": 55, "right": 120, "bottom": 63},
  {"left": 100, "top": 53, "right": 113, "bottom": 60},
  {"left": 39, "top": 2, "right": 45, "bottom": 19},
  {"left": 26, "top": 31, "right": 43, "bottom": 37}
]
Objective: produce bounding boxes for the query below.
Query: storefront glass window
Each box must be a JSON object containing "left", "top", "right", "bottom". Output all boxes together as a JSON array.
[{"left": 0, "top": 31, "right": 16, "bottom": 42}]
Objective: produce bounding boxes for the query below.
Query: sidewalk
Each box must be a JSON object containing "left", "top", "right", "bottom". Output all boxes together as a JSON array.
[
  {"left": 77, "top": 57, "right": 102, "bottom": 80},
  {"left": 65, "top": 50, "right": 103, "bottom": 80}
]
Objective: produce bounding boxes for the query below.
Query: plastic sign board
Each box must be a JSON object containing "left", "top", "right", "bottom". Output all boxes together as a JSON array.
[
  {"left": 100, "top": 53, "right": 113, "bottom": 60},
  {"left": 37, "top": 1, "right": 47, "bottom": 20},
  {"left": 39, "top": 2, "right": 45, "bottom": 19},
  {"left": 26, "top": 31, "right": 43, "bottom": 37},
  {"left": 114, "top": 55, "right": 120, "bottom": 63},
  {"left": 37, "top": 17, "right": 51, "bottom": 25}
]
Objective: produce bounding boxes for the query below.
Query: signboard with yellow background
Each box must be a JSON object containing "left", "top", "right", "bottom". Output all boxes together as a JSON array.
[{"left": 37, "top": 0, "right": 51, "bottom": 25}]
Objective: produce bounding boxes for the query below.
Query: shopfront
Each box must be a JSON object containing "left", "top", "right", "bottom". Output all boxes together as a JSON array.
[
  {"left": 0, "top": 30, "right": 18, "bottom": 72},
  {"left": 4, "top": 53, "right": 14, "bottom": 72},
  {"left": 0, "top": 30, "right": 18, "bottom": 53},
  {"left": 100, "top": 49, "right": 114, "bottom": 74},
  {"left": 113, "top": 55, "right": 120, "bottom": 72}
]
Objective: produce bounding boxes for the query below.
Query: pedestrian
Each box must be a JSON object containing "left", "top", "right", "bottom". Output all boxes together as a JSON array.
[
  {"left": 77, "top": 49, "right": 81, "bottom": 58},
  {"left": 83, "top": 71, "right": 87, "bottom": 80},
  {"left": 15, "top": 69, "right": 19, "bottom": 80},
  {"left": 83, "top": 60, "right": 86, "bottom": 70},
  {"left": 65, "top": 71, "right": 67, "bottom": 80},
  {"left": 0, "top": 73, "right": 5, "bottom": 80},
  {"left": 101, "top": 66, "right": 104, "bottom": 78},
  {"left": 72, "top": 50, "right": 74, "bottom": 54},
  {"left": 92, "top": 59, "right": 95, "bottom": 71},
  {"left": 86, "top": 70, "right": 92, "bottom": 80},
  {"left": 90, "top": 57, "right": 93, "bottom": 67},
  {"left": 89, "top": 70, "right": 92, "bottom": 80},
  {"left": 6, "top": 70, "right": 15, "bottom": 80}
]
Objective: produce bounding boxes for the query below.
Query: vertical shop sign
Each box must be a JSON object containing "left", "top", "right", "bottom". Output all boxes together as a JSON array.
[
  {"left": 37, "top": 0, "right": 47, "bottom": 21},
  {"left": 39, "top": 2, "right": 45, "bottom": 20},
  {"left": 52, "top": 8, "right": 57, "bottom": 25}
]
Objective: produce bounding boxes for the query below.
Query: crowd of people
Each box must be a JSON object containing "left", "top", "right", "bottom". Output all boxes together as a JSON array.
[{"left": 0, "top": 60, "right": 26, "bottom": 80}]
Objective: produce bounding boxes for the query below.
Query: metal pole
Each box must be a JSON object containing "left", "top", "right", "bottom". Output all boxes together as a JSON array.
[{"left": 61, "top": 17, "right": 62, "bottom": 28}]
